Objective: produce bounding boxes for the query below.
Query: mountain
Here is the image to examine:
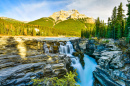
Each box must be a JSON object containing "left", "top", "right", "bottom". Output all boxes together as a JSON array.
[
  {"left": 50, "top": 9, "right": 95, "bottom": 24},
  {"left": 0, "top": 9, "right": 95, "bottom": 37},
  {"left": 0, "top": 17, "right": 24, "bottom": 23}
]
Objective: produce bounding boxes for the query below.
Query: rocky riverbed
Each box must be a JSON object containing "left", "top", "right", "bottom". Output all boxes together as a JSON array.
[{"left": 0, "top": 36, "right": 129, "bottom": 86}]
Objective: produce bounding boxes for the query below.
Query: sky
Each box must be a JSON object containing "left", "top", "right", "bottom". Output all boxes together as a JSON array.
[{"left": 0, "top": 0, "right": 128, "bottom": 22}]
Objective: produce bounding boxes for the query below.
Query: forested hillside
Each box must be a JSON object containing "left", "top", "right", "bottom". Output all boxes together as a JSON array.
[
  {"left": 0, "top": 18, "right": 86, "bottom": 36},
  {"left": 54, "top": 19, "right": 86, "bottom": 36},
  {"left": 28, "top": 17, "right": 54, "bottom": 28},
  {"left": 0, "top": 16, "right": 95, "bottom": 37},
  {"left": 0, "top": 2, "right": 129, "bottom": 39}
]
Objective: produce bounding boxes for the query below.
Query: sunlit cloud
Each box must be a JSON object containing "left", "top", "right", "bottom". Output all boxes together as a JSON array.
[
  {"left": 0, "top": 0, "right": 128, "bottom": 22},
  {"left": 65, "top": 0, "right": 128, "bottom": 22}
]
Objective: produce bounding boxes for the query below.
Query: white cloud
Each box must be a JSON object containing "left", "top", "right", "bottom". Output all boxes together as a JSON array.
[
  {"left": 1, "top": 0, "right": 128, "bottom": 22},
  {"left": 65, "top": 0, "right": 128, "bottom": 23},
  {"left": 2, "top": 1, "right": 52, "bottom": 21}
]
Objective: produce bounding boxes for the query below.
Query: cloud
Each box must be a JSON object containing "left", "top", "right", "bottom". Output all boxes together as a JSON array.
[
  {"left": 65, "top": 0, "right": 128, "bottom": 23},
  {"left": 1, "top": 1, "right": 58, "bottom": 21},
  {"left": 0, "top": 0, "right": 128, "bottom": 22}
]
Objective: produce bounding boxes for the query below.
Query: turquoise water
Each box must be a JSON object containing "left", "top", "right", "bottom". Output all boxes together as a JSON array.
[
  {"left": 71, "top": 54, "right": 97, "bottom": 86},
  {"left": 59, "top": 41, "right": 97, "bottom": 86}
]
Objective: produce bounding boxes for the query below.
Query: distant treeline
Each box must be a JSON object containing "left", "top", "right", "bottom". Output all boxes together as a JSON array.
[
  {"left": 81, "top": 2, "right": 130, "bottom": 41},
  {"left": 0, "top": 2, "right": 129, "bottom": 39},
  {"left": 0, "top": 18, "right": 81, "bottom": 36}
]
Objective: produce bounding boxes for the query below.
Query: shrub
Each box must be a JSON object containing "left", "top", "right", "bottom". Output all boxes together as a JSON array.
[{"left": 31, "top": 70, "right": 79, "bottom": 86}]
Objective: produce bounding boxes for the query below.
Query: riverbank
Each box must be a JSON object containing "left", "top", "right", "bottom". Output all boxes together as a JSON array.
[
  {"left": 79, "top": 38, "right": 130, "bottom": 86},
  {"left": 0, "top": 36, "right": 78, "bottom": 85},
  {"left": 0, "top": 36, "right": 129, "bottom": 86}
]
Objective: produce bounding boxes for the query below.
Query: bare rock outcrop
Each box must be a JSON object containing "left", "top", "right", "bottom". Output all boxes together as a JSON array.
[{"left": 50, "top": 9, "right": 95, "bottom": 23}]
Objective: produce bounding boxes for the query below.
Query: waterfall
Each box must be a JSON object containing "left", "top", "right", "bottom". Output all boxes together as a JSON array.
[
  {"left": 59, "top": 41, "right": 97, "bottom": 86},
  {"left": 59, "top": 41, "right": 74, "bottom": 56},
  {"left": 43, "top": 42, "right": 49, "bottom": 54}
]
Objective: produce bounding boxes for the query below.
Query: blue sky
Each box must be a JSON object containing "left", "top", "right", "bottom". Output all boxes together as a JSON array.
[{"left": 0, "top": 0, "right": 128, "bottom": 22}]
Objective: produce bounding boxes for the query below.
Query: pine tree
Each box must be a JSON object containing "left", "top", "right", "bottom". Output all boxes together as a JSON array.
[
  {"left": 95, "top": 17, "right": 101, "bottom": 38},
  {"left": 107, "top": 17, "right": 112, "bottom": 38},
  {"left": 117, "top": 23, "right": 121, "bottom": 39},
  {"left": 117, "top": 2, "right": 125, "bottom": 38},
  {"left": 32, "top": 28, "right": 36, "bottom": 36},
  {"left": 125, "top": 3, "right": 130, "bottom": 37},
  {"left": 111, "top": 6, "right": 117, "bottom": 39}
]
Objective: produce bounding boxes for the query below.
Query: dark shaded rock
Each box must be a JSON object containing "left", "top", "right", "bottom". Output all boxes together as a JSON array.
[
  {"left": 35, "top": 71, "right": 44, "bottom": 78},
  {"left": 88, "top": 39, "right": 96, "bottom": 44},
  {"left": 24, "top": 72, "right": 35, "bottom": 78},
  {"left": 6, "top": 79, "right": 16, "bottom": 86},
  {"left": 16, "top": 83, "right": 26, "bottom": 86},
  {"left": 125, "top": 80, "right": 130, "bottom": 86},
  {"left": 15, "top": 77, "right": 30, "bottom": 85},
  {"left": 0, "top": 63, "right": 45, "bottom": 85},
  {"left": 13, "top": 73, "right": 25, "bottom": 79},
  {"left": 53, "top": 68, "right": 67, "bottom": 78},
  {"left": 43, "top": 64, "right": 53, "bottom": 77},
  {"left": 93, "top": 66, "right": 122, "bottom": 86},
  {"left": 72, "top": 51, "right": 84, "bottom": 68}
]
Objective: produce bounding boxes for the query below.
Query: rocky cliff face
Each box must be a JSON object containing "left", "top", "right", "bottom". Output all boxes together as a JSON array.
[
  {"left": 50, "top": 9, "right": 95, "bottom": 23},
  {"left": 0, "top": 36, "right": 80, "bottom": 86},
  {"left": 79, "top": 38, "right": 130, "bottom": 86}
]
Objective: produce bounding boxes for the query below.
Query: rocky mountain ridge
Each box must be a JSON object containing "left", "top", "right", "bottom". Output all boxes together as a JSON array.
[{"left": 50, "top": 9, "right": 95, "bottom": 23}]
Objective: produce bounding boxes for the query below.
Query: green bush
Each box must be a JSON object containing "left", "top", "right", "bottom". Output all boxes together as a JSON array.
[{"left": 31, "top": 70, "right": 79, "bottom": 86}]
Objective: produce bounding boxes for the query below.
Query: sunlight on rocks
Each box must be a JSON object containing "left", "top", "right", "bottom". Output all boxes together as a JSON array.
[
  {"left": 14, "top": 37, "right": 26, "bottom": 59},
  {"left": 0, "top": 37, "right": 7, "bottom": 46},
  {"left": 47, "top": 55, "right": 52, "bottom": 60}
]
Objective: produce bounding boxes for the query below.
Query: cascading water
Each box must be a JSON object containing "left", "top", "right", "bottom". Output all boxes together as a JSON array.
[
  {"left": 59, "top": 41, "right": 97, "bottom": 86},
  {"left": 43, "top": 42, "right": 49, "bottom": 54},
  {"left": 59, "top": 41, "right": 74, "bottom": 56}
]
